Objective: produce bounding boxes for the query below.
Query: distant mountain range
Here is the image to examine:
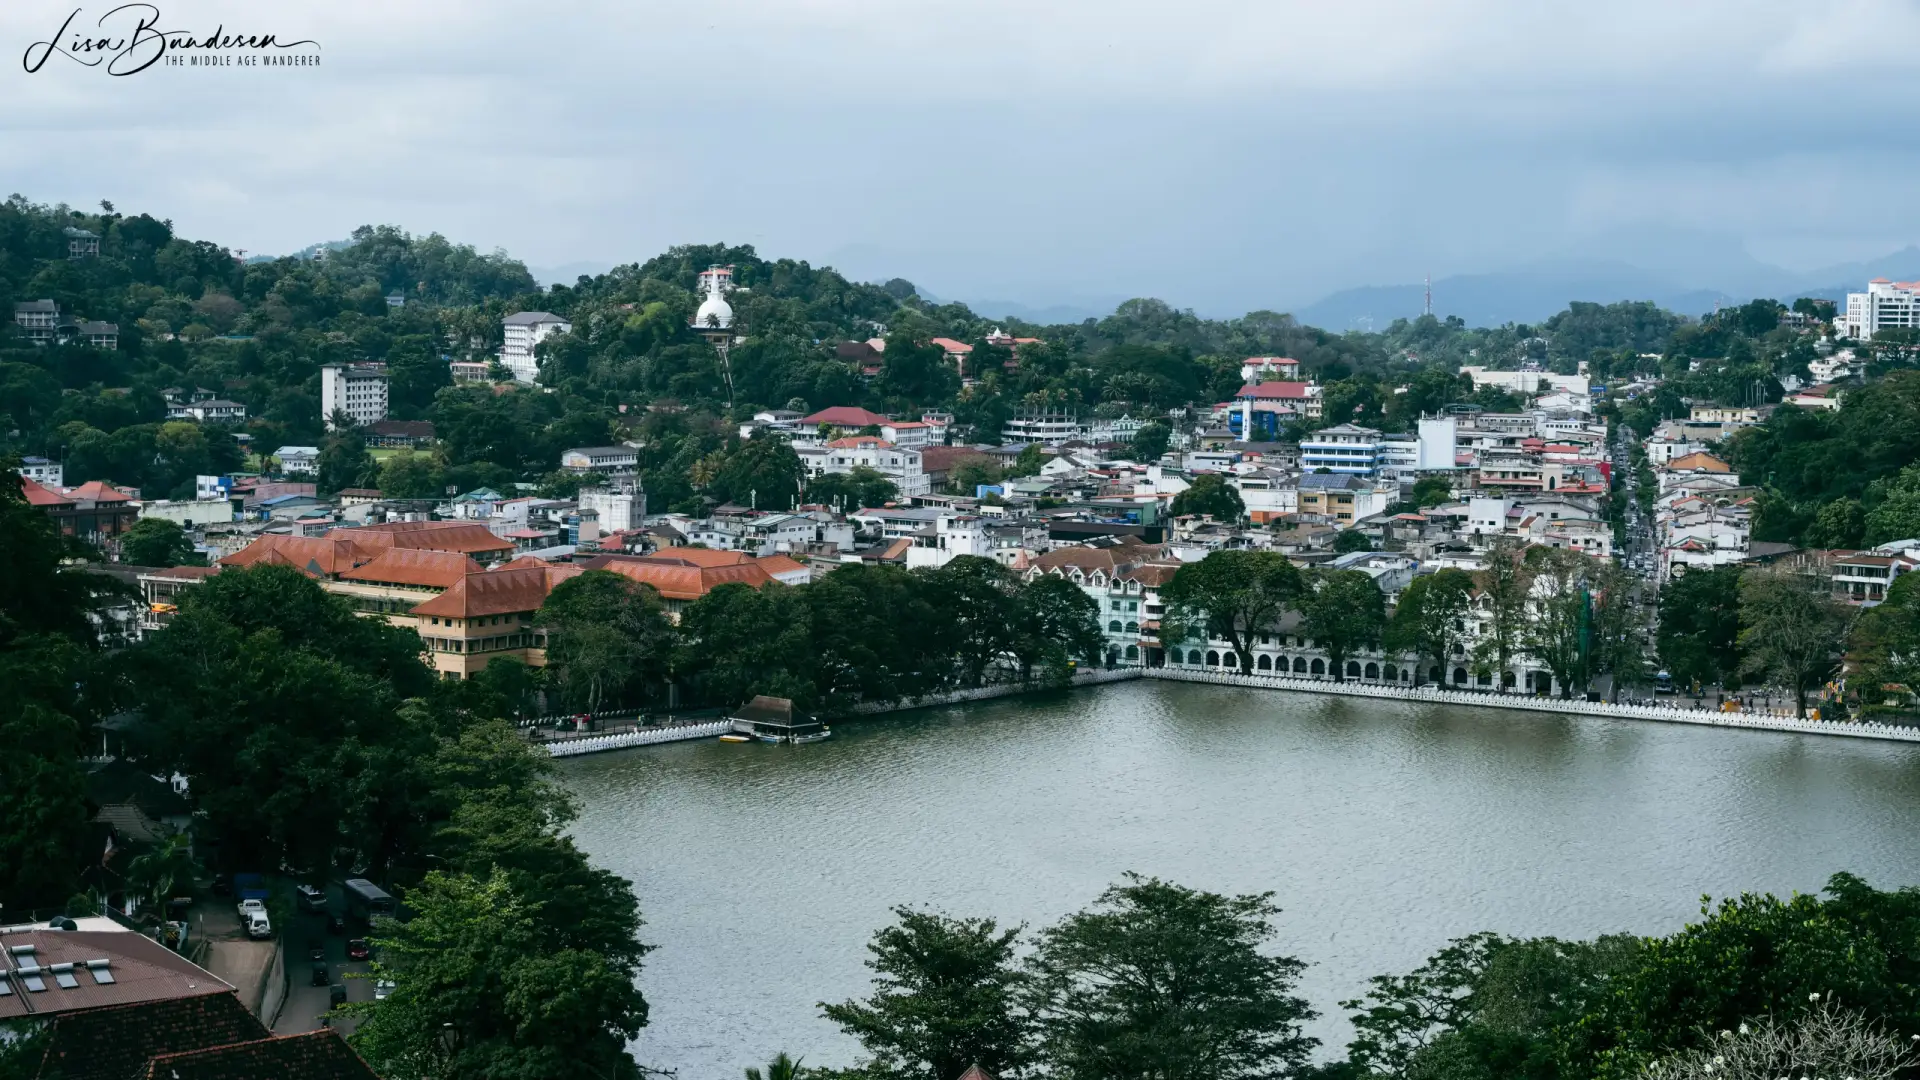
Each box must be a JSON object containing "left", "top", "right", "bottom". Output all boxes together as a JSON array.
[
  {"left": 1295, "top": 247, "right": 1920, "bottom": 331},
  {"left": 284, "top": 234, "right": 1920, "bottom": 333}
]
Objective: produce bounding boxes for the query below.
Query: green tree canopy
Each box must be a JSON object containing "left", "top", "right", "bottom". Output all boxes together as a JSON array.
[
  {"left": 1011, "top": 573, "right": 1105, "bottom": 680},
  {"left": 821, "top": 907, "right": 1036, "bottom": 1080},
  {"left": 349, "top": 868, "right": 649, "bottom": 1080},
  {"left": 131, "top": 563, "right": 437, "bottom": 875},
  {"left": 1160, "top": 551, "right": 1303, "bottom": 672},
  {"left": 1656, "top": 566, "right": 1743, "bottom": 689},
  {"left": 1129, "top": 420, "right": 1171, "bottom": 462},
  {"left": 0, "top": 458, "right": 121, "bottom": 909},
  {"left": 1169, "top": 473, "right": 1246, "bottom": 522},
  {"left": 1738, "top": 565, "right": 1849, "bottom": 717},
  {"left": 1387, "top": 568, "right": 1475, "bottom": 686},
  {"left": 118, "top": 515, "right": 195, "bottom": 567},
  {"left": 1301, "top": 569, "right": 1387, "bottom": 683},
  {"left": 807, "top": 466, "right": 900, "bottom": 511},
  {"left": 536, "top": 570, "right": 674, "bottom": 714},
  {"left": 1027, "top": 874, "right": 1316, "bottom": 1080}
]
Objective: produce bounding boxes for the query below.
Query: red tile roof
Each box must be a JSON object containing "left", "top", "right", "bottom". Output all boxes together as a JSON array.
[
  {"left": 626, "top": 547, "right": 754, "bottom": 567},
  {"left": 803, "top": 406, "right": 892, "bottom": 428},
  {"left": 409, "top": 564, "right": 581, "bottom": 619},
  {"left": 65, "top": 480, "right": 132, "bottom": 503},
  {"left": 1235, "top": 381, "right": 1312, "bottom": 399},
  {"left": 756, "top": 554, "right": 808, "bottom": 579},
  {"left": 931, "top": 337, "right": 973, "bottom": 354},
  {"left": 327, "top": 520, "right": 513, "bottom": 556},
  {"left": 578, "top": 554, "right": 773, "bottom": 600},
  {"left": 20, "top": 475, "right": 76, "bottom": 507},
  {"left": 140, "top": 1029, "right": 381, "bottom": 1080},
  {"left": 219, "top": 535, "right": 368, "bottom": 576},
  {"left": 37, "top": 992, "right": 267, "bottom": 1080},
  {"left": 338, "top": 547, "right": 484, "bottom": 589}
]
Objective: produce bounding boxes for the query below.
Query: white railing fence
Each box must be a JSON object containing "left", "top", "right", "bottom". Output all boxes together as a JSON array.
[
  {"left": 1146, "top": 668, "right": 1920, "bottom": 743},
  {"left": 544, "top": 720, "right": 733, "bottom": 757}
]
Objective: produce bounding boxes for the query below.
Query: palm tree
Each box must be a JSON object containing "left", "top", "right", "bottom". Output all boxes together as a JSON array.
[
  {"left": 124, "top": 830, "right": 197, "bottom": 912},
  {"left": 744, "top": 1052, "right": 805, "bottom": 1080}
]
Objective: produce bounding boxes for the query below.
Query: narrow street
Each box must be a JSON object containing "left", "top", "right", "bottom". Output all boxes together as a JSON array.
[{"left": 272, "top": 882, "right": 375, "bottom": 1036}]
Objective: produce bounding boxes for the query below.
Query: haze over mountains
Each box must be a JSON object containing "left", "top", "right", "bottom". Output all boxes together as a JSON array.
[
  {"left": 1292, "top": 242, "right": 1920, "bottom": 331},
  {"left": 529, "top": 235, "right": 1920, "bottom": 332}
]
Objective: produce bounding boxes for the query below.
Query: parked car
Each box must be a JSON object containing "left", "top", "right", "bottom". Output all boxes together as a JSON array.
[
  {"left": 235, "top": 899, "right": 271, "bottom": 940},
  {"left": 374, "top": 979, "right": 394, "bottom": 1001},
  {"left": 346, "top": 938, "right": 371, "bottom": 961},
  {"left": 295, "top": 884, "right": 327, "bottom": 913},
  {"left": 310, "top": 963, "right": 329, "bottom": 987}
]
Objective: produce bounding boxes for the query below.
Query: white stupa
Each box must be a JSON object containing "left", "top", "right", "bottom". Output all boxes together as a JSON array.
[
  {"left": 693, "top": 265, "right": 734, "bottom": 331},
  {"left": 692, "top": 264, "right": 738, "bottom": 405}
]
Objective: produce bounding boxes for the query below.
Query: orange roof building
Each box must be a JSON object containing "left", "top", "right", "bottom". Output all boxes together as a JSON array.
[
  {"left": 1665, "top": 451, "right": 1732, "bottom": 473},
  {"left": 338, "top": 548, "right": 485, "bottom": 590},
  {"left": 577, "top": 553, "right": 774, "bottom": 612},
  {"left": 408, "top": 564, "right": 583, "bottom": 680},
  {"left": 325, "top": 520, "right": 514, "bottom": 557},
  {"left": 20, "top": 475, "right": 138, "bottom": 543}
]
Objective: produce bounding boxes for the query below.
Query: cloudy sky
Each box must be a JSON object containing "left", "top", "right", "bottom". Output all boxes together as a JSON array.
[{"left": 5, "top": 0, "right": 1920, "bottom": 315}]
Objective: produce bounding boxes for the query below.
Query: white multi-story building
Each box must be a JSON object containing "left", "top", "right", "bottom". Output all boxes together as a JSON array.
[
  {"left": 1240, "top": 356, "right": 1302, "bottom": 383},
  {"left": 500, "top": 311, "right": 573, "bottom": 383},
  {"left": 1001, "top": 411, "right": 1084, "bottom": 446},
  {"left": 879, "top": 420, "right": 937, "bottom": 448},
  {"left": 905, "top": 514, "right": 994, "bottom": 569},
  {"left": 798, "top": 437, "right": 930, "bottom": 497},
  {"left": 275, "top": 446, "right": 320, "bottom": 476},
  {"left": 1839, "top": 279, "right": 1920, "bottom": 340},
  {"left": 579, "top": 484, "right": 644, "bottom": 533},
  {"left": 1459, "top": 367, "right": 1590, "bottom": 396},
  {"left": 320, "top": 363, "right": 390, "bottom": 430},
  {"left": 13, "top": 299, "right": 58, "bottom": 345},
  {"left": 560, "top": 446, "right": 639, "bottom": 475},
  {"left": 1086, "top": 416, "right": 1149, "bottom": 444},
  {"left": 165, "top": 399, "right": 247, "bottom": 424},
  {"left": 1416, "top": 416, "right": 1459, "bottom": 470},
  {"left": 1377, "top": 433, "right": 1419, "bottom": 478},
  {"left": 17, "top": 456, "right": 62, "bottom": 487},
  {"left": 1299, "top": 424, "right": 1382, "bottom": 474}
]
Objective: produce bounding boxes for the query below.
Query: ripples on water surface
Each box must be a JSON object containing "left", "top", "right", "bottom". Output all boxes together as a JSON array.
[{"left": 558, "top": 682, "right": 1920, "bottom": 1078}]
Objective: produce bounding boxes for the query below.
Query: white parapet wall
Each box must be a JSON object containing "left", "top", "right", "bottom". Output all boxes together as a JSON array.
[
  {"left": 1145, "top": 668, "right": 1920, "bottom": 743},
  {"left": 543, "top": 669, "right": 1920, "bottom": 758},
  {"left": 545, "top": 720, "right": 733, "bottom": 757}
]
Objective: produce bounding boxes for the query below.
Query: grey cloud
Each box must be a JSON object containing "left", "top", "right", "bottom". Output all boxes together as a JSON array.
[{"left": 3, "top": 0, "right": 1918, "bottom": 319}]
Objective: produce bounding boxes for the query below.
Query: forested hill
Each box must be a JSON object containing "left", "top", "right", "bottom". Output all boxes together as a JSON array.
[{"left": 0, "top": 193, "right": 1861, "bottom": 511}]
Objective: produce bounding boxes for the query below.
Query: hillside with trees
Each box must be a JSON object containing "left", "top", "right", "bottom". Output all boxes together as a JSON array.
[{"left": 0, "top": 193, "right": 1886, "bottom": 514}]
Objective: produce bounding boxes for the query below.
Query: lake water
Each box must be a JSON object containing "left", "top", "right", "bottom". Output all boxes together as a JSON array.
[{"left": 559, "top": 681, "right": 1920, "bottom": 1079}]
